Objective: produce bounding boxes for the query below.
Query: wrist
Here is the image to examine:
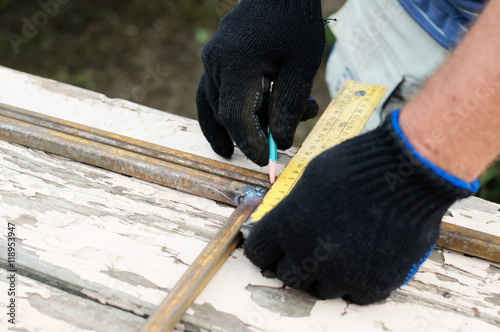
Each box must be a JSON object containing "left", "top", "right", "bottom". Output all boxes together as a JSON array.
[
  {"left": 392, "top": 110, "right": 479, "bottom": 192},
  {"left": 397, "top": 0, "right": 500, "bottom": 182}
]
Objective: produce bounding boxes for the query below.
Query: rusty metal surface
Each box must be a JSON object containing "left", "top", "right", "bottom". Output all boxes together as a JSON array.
[
  {"left": 141, "top": 194, "right": 264, "bottom": 332},
  {"left": 438, "top": 222, "right": 500, "bottom": 263},
  {"left": 0, "top": 103, "right": 271, "bottom": 190},
  {"left": 0, "top": 114, "right": 263, "bottom": 207}
]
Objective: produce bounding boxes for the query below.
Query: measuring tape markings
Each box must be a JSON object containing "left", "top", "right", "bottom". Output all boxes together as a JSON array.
[{"left": 248, "top": 80, "right": 387, "bottom": 223}]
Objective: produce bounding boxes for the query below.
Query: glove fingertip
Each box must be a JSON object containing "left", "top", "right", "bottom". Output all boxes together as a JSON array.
[
  {"left": 212, "top": 138, "right": 235, "bottom": 159},
  {"left": 241, "top": 145, "right": 268, "bottom": 167},
  {"left": 270, "top": 97, "right": 318, "bottom": 150},
  {"left": 268, "top": 117, "right": 294, "bottom": 150},
  {"left": 197, "top": 85, "right": 235, "bottom": 159},
  {"left": 269, "top": 99, "right": 307, "bottom": 150},
  {"left": 199, "top": 116, "right": 234, "bottom": 158},
  {"left": 301, "top": 97, "right": 319, "bottom": 121}
]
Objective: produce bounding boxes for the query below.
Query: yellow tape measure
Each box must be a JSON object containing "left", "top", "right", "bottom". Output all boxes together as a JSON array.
[{"left": 249, "top": 80, "right": 387, "bottom": 223}]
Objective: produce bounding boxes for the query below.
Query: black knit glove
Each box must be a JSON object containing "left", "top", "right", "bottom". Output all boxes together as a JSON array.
[
  {"left": 196, "top": 0, "right": 325, "bottom": 166},
  {"left": 244, "top": 110, "right": 478, "bottom": 304}
]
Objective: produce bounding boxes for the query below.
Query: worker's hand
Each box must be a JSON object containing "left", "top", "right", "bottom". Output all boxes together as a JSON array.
[
  {"left": 196, "top": 0, "right": 325, "bottom": 166},
  {"left": 244, "top": 110, "right": 477, "bottom": 304}
]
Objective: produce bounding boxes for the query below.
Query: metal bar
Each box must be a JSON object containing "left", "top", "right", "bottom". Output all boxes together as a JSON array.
[
  {"left": 0, "top": 115, "right": 260, "bottom": 207},
  {"left": 438, "top": 222, "right": 500, "bottom": 263},
  {"left": 140, "top": 194, "right": 263, "bottom": 332},
  {"left": 0, "top": 103, "right": 271, "bottom": 190}
]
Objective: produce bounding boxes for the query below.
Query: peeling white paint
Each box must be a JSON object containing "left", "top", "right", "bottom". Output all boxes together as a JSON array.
[
  {"left": 0, "top": 139, "right": 231, "bottom": 309},
  {"left": 0, "top": 65, "right": 499, "bottom": 331},
  {"left": 445, "top": 197, "right": 500, "bottom": 237},
  {"left": 192, "top": 248, "right": 500, "bottom": 331},
  {"left": 0, "top": 269, "right": 144, "bottom": 331}
]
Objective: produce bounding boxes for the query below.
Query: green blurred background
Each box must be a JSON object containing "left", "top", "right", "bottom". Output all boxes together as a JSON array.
[{"left": 1, "top": 0, "right": 498, "bottom": 202}]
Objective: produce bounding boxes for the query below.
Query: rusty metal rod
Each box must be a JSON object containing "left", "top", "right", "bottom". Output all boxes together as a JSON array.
[
  {"left": 0, "top": 103, "right": 271, "bottom": 190},
  {"left": 0, "top": 115, "right": 262, "bottom": 207},
  {"left": 438, "top": 222, "right": 500, "bottom": 263},
  {"left": 141, "top": 194, "right": 263, "bottom": 332}
]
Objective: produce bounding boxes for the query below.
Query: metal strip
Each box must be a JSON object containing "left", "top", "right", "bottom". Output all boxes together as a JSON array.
[
  {"left": 0, "top": 103, "right": 271, "bottom": 190},
  {"left": 140, "top": 195, "right": 263, "bottom": 332},
  {"left": 0, "top": 114, "right": 262, "bottom": 207},
  {"left": 438, "top": 222, "right": 500, "bottom": 263}
]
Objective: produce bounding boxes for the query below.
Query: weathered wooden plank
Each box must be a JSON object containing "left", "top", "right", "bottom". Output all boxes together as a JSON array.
[
  {"left": 0, "top": 268, "right": 145, "bottom": 331},
  {"left": 0, "top": 239, "right": 159, "bottom": 317},
  {"left": 0, "top": 108, "right": 499, "bottom": 330},
  {"left": 185, "top": 248, "right": 500, "bottom": 331},
  {"left": 3, "top": 137, "right": 498, "bottom": 332},
  {"left": 400, "top": 249, "right": 500, "bottom": 322},
  {"left": 0, "top": 139, "right": 232, "bottom": 239},
  {"left": 1, "top": 65, "right": 499, "bottom": 331},
  {"left": 0, "top": 139, "right": 232, "bottom": 316}
]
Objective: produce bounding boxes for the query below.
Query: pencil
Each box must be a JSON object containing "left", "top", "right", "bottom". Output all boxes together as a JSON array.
[
  {"left": 264, "top": 77, "right": 277, "bottom": 184},
  {"left": 268, "top": 127, "right": 277, "bottom": 184}
]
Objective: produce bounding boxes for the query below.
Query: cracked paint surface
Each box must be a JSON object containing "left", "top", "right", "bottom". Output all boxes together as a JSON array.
[
  {"left": 191, "top": 248, "right": 500, "bottom": 331},
  {"left": 0, "top": 139, "right": 233, "bottom": 322},
  {"left": 0, "top": 66, "right": 499, "bottom": 331}
]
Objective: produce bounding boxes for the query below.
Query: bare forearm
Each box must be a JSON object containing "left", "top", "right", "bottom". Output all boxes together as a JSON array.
[{"left": 400, "top": 0, "right": 500, "bottom": 182}]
